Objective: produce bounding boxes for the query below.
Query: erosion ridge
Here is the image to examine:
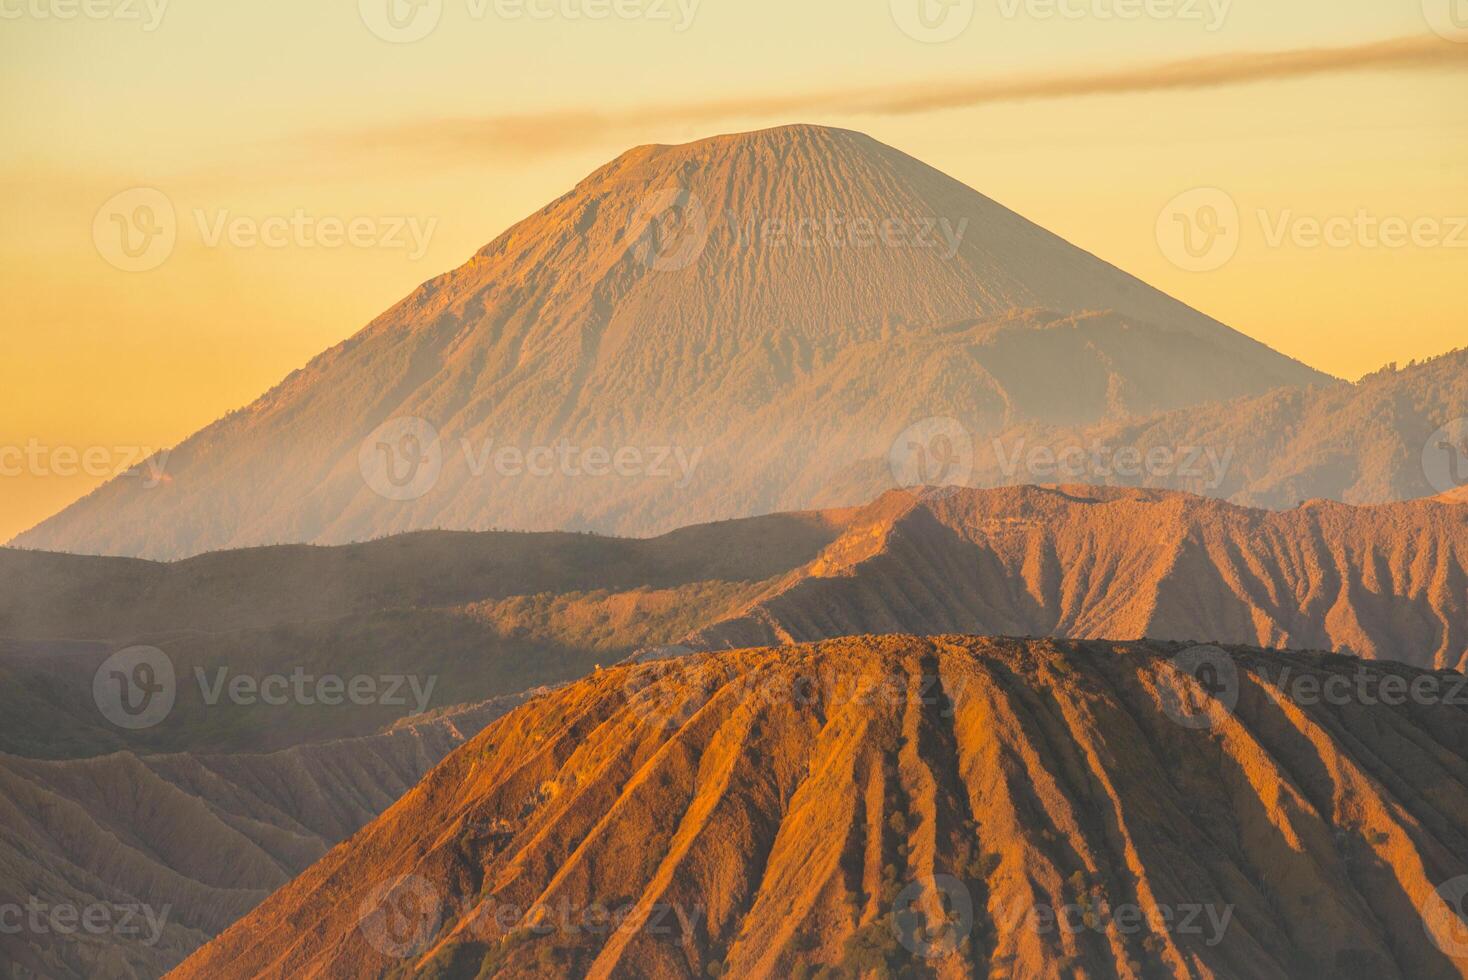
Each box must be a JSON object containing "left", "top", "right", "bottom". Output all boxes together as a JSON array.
[{"left": 171, "top": 635, "right": 1468, "bottom": 979}]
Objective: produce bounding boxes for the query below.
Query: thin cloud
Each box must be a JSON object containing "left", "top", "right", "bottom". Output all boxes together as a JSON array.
[{"left": 321, "top": 35, "right": 1468, "bottom": 161}]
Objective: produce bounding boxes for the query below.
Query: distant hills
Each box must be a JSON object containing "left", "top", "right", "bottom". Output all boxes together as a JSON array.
[
  {"left": 4, "top": 485, "right": 1462, "bottom": 763},
  {"left": 0, "top": 698, "right": 524, "bottom": 979},
  {"left": 683, "top": 485, "right": 1468, "bottom": 670}
]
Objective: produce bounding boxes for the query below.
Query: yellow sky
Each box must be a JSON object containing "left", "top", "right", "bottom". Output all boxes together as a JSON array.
[{"left": 1, "top": 0, "right": 1465, "bottom": 542}]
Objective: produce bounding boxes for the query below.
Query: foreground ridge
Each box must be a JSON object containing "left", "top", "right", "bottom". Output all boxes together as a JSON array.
[{"left": 174, "top": 635, "right": 1468, "bottom": 979}]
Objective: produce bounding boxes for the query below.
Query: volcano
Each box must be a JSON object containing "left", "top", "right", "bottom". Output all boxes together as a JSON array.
[
  {"left": 171, "top": 635, "right": 1468, "bottom": 979},
  {"left": 16, "top": 125, "right": 1329, "bottom": 559}
]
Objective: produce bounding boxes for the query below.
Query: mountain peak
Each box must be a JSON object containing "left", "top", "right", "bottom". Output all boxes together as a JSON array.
[{"left": 16, "top": 130, "right": 1330, "bottom": 559}]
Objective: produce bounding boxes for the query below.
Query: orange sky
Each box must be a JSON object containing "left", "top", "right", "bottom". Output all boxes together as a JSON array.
[{"left": 1, "top": 0, "right": 1465, "bottom": 543}]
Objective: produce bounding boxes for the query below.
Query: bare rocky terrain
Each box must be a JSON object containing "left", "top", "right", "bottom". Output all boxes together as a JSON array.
[
  {"left": 0, "top": 697, "right": 526, "bottom": 979},
  {"left": 172, "top": 635, "right": 1468, "bottom": 979}
]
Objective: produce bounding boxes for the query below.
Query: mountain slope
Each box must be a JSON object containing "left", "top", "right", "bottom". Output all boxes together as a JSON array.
[
  {"left": 0, "top": 511, "right": 840, "bottom": 757},
  {"left": 958, "top": 348, "right": 1468, "bottom": 508},
  {"left": 14, "top": 124, "right": 1327, "bottom": 560},
  {"left": 4, "top": 484, "right": 1463, "bottom": 761},
  {"left": 0, "top": 697, "right": 525, "bottom": 980},
  {"left": 683, "top": 486, "right": 1468, "bottom": 670},
  {"left": 170, "top": 635, "right": 1468, "bottom": 979}
]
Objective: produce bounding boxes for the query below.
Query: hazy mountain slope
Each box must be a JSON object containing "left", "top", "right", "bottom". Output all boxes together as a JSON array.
[
  {"left": 171, "top": 635, "right": 1468, "bottom": 979},
  {"left": 14, "top": 125, "right": 1327, "bottom": 560},
  {"left": 0, "top": 697, "right": 525, "bottom": 980},
  {"left": 5, "top": 485, "right": 1463, "bottom": 760},
  {"left": 685, "top": 487, "right": 1468, "bottom": 670},
  {"left": 0, "top": 512, "right": 839, "bottom": 758},
  {"left": 0, "top": 511, "right": 840, "bottom": 641},
  {"left": 959, "top": 348, "right": 1468, "bottom": 507}
]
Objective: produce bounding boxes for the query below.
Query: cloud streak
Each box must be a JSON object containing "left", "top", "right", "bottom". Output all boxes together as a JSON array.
[{"left": 325, "top": 35, "right": 1468, "bottom": 161}]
